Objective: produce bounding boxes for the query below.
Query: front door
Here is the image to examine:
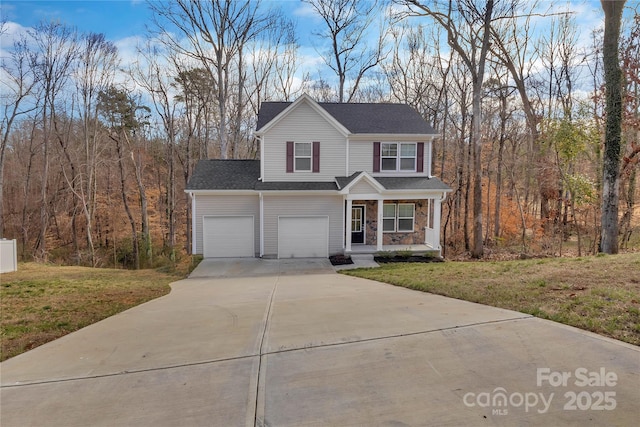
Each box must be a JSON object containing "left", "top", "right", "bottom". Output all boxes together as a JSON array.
[{"left": 351, "top": 206, "right": 364, "bottom": 244}]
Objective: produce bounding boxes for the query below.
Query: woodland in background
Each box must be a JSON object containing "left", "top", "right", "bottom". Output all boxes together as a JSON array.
[{"left": 1, "top": 0, "right": 638, "bottom": 269}]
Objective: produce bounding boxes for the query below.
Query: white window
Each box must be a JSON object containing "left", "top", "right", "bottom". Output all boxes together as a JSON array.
[
  {"left": 381, "top": 143, "right": 398, "bottom": 171},
  {"left": 400, "top": 144, "right": 416, "bottom": 171},
  {"left": 382, "top": 203, "right": 415, "bottom": 232},
  {"left": 397, "top": 204, "right": 415, "bottom": 232},
  {"left": 294, "top": 142, "right": 311, "bottom": 171},
  {"left": 383, "top": 204, "right": 396, "bottom": 232},
  {"left": 381, "top": 143, "right": 416, "bottom": 172}
]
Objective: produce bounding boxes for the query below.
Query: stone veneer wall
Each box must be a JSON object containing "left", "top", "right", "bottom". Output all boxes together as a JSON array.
[{"left": 353, "top": 200, "right": 429, "bottom": 246}]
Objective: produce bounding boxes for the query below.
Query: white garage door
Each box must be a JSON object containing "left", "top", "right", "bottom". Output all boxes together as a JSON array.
[
  {"left": 203, "top": 216, "right": 254, "bottom": 258},
  {"left": 278, "top": 216, "right": 329, "bottom": 258}
]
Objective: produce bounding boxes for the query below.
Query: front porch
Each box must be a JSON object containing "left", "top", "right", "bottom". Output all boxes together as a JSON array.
[{"left": 345, "top": 198, "right": 445, "bottom": 256}]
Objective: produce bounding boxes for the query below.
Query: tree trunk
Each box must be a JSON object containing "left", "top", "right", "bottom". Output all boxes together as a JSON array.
[
  {"left": 116, "top": 134, "right": 139, "bottom": 269},
  {"left": 619, "top": 167, "right": 636, "bottom": 249},
  {"left": 600, "top": 0, "right": 625, "bottom": 254},
  {"left": 464, "top": 137, "right": 471, "bottom": 252},
  {"left": 470, "top": 0, "right": 494, "bottom": 258},
  {"left": 494, "top": 97, "right": 506, "bottom": 239},
  {"left": 124, "top": 132, "right": 151, "bottom": 266},
  {"left": 36, "top": 103, "right": 50, "bottom": 262},
  {"left": 0, "top": 132, "right": 6, "bottom": 238}
]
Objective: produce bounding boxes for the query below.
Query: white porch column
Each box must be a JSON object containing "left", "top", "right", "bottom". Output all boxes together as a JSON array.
[
  {"left": 433, "top": 197, "right": 442, "bottom": 251},
  {"left": 345, "top": 198, "right": 353, "bottom": 252},
  {"left": 376, "top": 200, "right": 384, "bottom": 251}
]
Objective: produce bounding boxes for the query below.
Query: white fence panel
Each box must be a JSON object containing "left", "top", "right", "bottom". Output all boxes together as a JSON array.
[{"left": 0, "top": 239, "right": 17, "bottom": 273}]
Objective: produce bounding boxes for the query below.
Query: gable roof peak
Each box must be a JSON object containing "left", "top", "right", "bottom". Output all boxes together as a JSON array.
[{"left": 257, "top": 95, "right": 437, "bottom": 135}]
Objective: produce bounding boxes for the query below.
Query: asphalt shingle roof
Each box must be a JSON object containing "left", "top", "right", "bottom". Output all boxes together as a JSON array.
[
  {"left": 376, "top": 176, "right": 452, "bottom": 191},
  {"left": 256, "top": 101, "right": 437, "bottom": 134},
  {"left": 186, "top": 159, "right": 260, "bottom": 190},
  {"left": 254, "top": 181, "right": 338, "bottom": 191},
  {"left": 187, "top": 161, "right": 451, "bottom": 193},
  {"left": 335, "top": 172, "right": 361, "bottom": 190}
]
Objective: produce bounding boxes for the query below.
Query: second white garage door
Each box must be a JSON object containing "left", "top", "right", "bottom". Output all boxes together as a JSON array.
[
  {"left": 203, "top": 216, "right": 254, "bottom": 258},
  {"left": 278, "top": 216, "right": 329, "bottom": 258}
]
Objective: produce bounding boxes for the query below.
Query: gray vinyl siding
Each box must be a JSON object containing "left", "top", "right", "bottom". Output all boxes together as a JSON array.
[
  {"left": 193, "top": 194, "right": 260, "bottom": 255},
  {"left": 350, "top": 180, "right": 378, "bottom": 194},
  {"left": 424, "top": 140, "right": 432, "bottom": 176},
  {"left": 349, "top": 141, "right": 373, "bottom": 174},
  {"left": 262, "top": 195, "right": 344, "bottom": 257},
  {"left": 262, "top": 101, "right": 346, "bottom": 181}
]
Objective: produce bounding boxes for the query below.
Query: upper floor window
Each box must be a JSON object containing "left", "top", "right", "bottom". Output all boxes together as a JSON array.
[
  {"left": 287, "top": 141, "right": 320, "bottom": 173},
  {"left": 295, "top": 142, "right": 312, "bottom": 171},
  {"left": 381, "top": 143, "right": 416, "bottom": 172}
]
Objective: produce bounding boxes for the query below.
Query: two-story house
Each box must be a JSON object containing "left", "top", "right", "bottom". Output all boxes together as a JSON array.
[{"left": 185, "top": 94, "right": 451, "bottom": 259}]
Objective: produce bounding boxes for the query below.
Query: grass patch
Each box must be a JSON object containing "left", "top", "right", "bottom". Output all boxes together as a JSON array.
[
  {"left": 0, "top": 260, "right": 198, "bottom": 361},
  {"left": 343, "top": 252, "right": 640, "bottom": 346}
]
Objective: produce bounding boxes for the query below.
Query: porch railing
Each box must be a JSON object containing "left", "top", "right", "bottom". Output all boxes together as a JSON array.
[{"left": 424, "top": 226, "right": 440, "bottom": 250}]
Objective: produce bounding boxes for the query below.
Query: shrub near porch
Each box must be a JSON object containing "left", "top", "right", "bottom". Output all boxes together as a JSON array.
[{"left": 357, "top": 200, "right": 429, "bottom": 246}]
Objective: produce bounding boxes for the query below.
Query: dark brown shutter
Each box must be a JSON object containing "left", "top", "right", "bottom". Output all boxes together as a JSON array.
[
  {"left": 286, "top": 141, "right": 294, "bottom": 173},
  {"left": 417, "top": 142, "right": 424, "bottom": 173},
  {"left": 312, "top": 141, "right": 320, "bottom": 173},
  {"left": 373, "top": 141, "right": 380, "bottom": 172}
]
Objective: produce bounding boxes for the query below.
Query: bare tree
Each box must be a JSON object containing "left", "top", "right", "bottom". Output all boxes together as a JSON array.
[
  {"left": 384, "top": 23, "right": 452, "bottom": 127},
  {"left": 131, "top": 41, "right": 179, "bottom": 261},
  {"left": 67, "top": 33, "right": 119, "bottom": 266},
  {"left": 484, "top": 72, "right": 516, "bottom": 241},
  {"left": 29, "top": 21, "right": 78, "bottom": 262},
  {"left": 173, "top": 66, "right": 214, "bottom": 254},
  {"left": 245, "top": 15, "right": 300, "bottom": 112},
  {"left": 98, "top": 86, "right": 148, "bottom": 269},
  {"left": 400, "top": 0, "right": 496, "bottom": 258},
  {"left": 600, "top": 0, "right": 625, "bottom": 254},
  {"left": 149, "top": 0, "right": 279, "bottom": 159},
  {"left": 488, "top": 3, "right": 547, "bottom": 232},
  {"left": 1, "top": 32, "right": 39, "bottom": 238},
  {"left": 304, "top": 0, "right": 388, "bottom": 103}
]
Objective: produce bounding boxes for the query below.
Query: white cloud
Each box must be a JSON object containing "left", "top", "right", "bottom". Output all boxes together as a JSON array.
[
  {"left": 114, "top": 35, "right": 143, "bottom": 70},
  {"left": 0, "top": 21, "right": 30, "bottom": 48},
  {"left": 291, "top": 2, "right": 319, "bottom": 19}
]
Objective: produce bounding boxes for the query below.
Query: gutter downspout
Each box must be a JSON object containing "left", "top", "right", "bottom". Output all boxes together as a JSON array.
[
  {"left": 259, "top": 192, "right": 264, "bottom": 257},
  {"left": 257, "top": 135, "right": 264, "bottom": 181},
  {"left": 190, "top": 192, "right": 197, "bottom": 255}
]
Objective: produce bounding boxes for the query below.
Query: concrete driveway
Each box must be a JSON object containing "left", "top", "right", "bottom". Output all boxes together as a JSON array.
[{"left": 1, "top": 259, "right": 639, "bottom": 426}]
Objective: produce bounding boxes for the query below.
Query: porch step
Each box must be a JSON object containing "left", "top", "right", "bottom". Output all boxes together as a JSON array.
[
  {"left": 350, "top": 254, "right": 375, "bottom": 261},
  {"left": 349, "top": 254, "right": 379, "bottom": 269}
]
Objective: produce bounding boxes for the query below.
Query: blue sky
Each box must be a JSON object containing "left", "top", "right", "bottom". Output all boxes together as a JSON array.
[
  {"left": 0, "top": 0, "right": 629, "bottom": 97},
  {"left": 0, "top": 1, "right": 615, "bottom": 58},
  {"left": 0, "top": 0, "right": 319, "bottom": 41},
  {"left": 0, "top": 0, "right": 326, "bottom": 78},
  {"left": 1, "top": 1, "right": 153, "bottom": 40}
]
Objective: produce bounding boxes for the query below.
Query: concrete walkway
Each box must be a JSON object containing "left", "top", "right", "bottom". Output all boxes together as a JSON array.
[{"left": 1, "top": 259, "right": 639, "bottom": 426}]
